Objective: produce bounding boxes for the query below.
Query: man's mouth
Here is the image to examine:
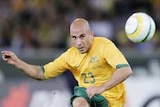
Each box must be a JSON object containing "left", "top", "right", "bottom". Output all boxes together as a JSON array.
[{"left": 78, "top": 47, "right": 84, "bottom": 50}]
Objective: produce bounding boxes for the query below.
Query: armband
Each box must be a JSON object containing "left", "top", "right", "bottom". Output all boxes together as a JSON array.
[
  {"left": 41, "top": 66, "right": 45, "bottom": 73},
  {"left": 116, "top": 64, "right": 129, "bottom": 69}
]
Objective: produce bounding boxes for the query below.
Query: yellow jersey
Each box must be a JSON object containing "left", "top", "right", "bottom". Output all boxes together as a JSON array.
[{"left": 43, "top": 37, "right": 129, "bottom": 107}]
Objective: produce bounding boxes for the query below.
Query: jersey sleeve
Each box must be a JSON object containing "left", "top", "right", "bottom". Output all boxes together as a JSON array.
[
  {"left": 103, "top": 42, "right": 129, "bottom": 69},
  {"left": 43, "top": 52, "right": 69, "bottom": 79}
]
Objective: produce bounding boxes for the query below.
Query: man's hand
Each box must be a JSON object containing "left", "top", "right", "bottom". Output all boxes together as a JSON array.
[
  {"left": 1, "top": 51, "right": 45, "bottom": 80},
  {"left": 1, "top": 51, "right": 19, "bottom": 66},
  {"left": 86, "top": 86, "right": 105, "bottom": 99}
]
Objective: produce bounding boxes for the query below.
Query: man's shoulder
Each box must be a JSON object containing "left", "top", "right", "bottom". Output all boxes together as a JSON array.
[
  {"left": 59, "top": 47, "right": 78, "bottom": 60},
  {"left": 66, "top": 47, "right": 78, "bottom": 54},
  {"left": 94, "top": 37, "right": 113, "bottom": 44}
]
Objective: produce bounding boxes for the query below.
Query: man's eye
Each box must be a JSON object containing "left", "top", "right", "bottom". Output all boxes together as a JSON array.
[
  {"left": 72, "top": 36, "right": 76, "bottom": 40},
  {"left": 79, "top": 33, "right": 85, "bottom": 39},
  {"left": 81, "top": 36, "right": 84, "bottom": 38},
  {"left": 80, "top": 35, "right": 85, "bottom": 39}
]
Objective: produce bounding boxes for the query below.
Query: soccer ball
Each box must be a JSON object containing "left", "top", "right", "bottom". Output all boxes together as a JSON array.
[{"left": 125, "top": 12, "right": 156, "bottom": 43}]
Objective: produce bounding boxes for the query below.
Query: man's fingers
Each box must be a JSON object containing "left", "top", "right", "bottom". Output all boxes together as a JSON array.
[
  {"left": 1, "top": 51, "right": 13, "bottom": 58},
  {"left": 1, "top": 51, "right": 13, "bottom": 62},
  {"left": 86, "top": 90, "right": 94, "bottom": 99},
  {"left": 88, "top": 93, "right": 94, "bottom": 99},
  {"left": 4, "top": 55, "right": 11, "bottom": 58},
  {"left": 87, "top": 92, "right": 91, "bottom": 99}
]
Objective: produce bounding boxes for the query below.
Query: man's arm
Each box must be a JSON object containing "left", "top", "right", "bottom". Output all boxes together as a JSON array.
[
  {"left": 86, "top": 66, "right": 133, "bottom": 98},
  {"left": 100, "top": 66, "right": 133, "bottom": 90},
  {"left": 1, "top": 51, "right": 45, "bottom": 80}
]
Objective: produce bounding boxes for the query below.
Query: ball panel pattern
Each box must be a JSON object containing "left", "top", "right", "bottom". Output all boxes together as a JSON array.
[{"left": 125, "top": 12, "right": 156, "bottom": 43}]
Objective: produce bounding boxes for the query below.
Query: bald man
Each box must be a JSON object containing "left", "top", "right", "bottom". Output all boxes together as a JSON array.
[{"left": 1, "top": 18, "right": 133, "bottom": 107}]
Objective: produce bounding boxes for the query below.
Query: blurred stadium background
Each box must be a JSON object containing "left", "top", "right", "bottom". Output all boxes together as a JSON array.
[{"left": 0, "top": 0, "right": 160, "bottom": 107}]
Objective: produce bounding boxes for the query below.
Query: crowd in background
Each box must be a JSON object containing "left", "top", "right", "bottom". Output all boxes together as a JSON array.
[{"left": 0, "top": 0, "right": 159, "bottom": 53}]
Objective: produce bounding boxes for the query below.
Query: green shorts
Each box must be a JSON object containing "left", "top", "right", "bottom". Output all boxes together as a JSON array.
[{"left": 71, "top": 86, "right": 108, "bottom": 107}]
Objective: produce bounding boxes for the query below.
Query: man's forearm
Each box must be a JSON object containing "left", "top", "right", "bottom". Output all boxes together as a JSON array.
[
  {"left": 15, "top": 59, "right": 45, "bottom": 80},
  {"left": 101, "top": 67, "right": 132, "bottom": 92}
]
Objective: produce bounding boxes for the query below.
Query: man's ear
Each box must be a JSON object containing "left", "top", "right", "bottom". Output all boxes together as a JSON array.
[{"left": 91, "top": 30, "right": 94, "bottom": 37}]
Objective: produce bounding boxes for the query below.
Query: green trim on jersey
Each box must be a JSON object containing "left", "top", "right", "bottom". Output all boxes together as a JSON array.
[
  {"left": 116, "top": 64, "right": 129, "bottom": 69},
  {"left": 41, "top": 66, "right": 45, "bottom": 73}
]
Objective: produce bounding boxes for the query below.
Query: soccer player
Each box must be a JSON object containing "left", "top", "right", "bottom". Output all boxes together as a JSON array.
[{"left": 1, "top": 18, "right": 133, "bottom": 107}]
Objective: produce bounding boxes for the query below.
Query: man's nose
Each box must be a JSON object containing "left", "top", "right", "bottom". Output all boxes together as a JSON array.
[{"left": 76, "top": 39, "right": 82, "bottom": 46}]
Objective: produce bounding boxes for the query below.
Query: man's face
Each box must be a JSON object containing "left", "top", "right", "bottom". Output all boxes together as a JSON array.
[{"left": 70, "top": 28, "right": 93, "bottom": 54}]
